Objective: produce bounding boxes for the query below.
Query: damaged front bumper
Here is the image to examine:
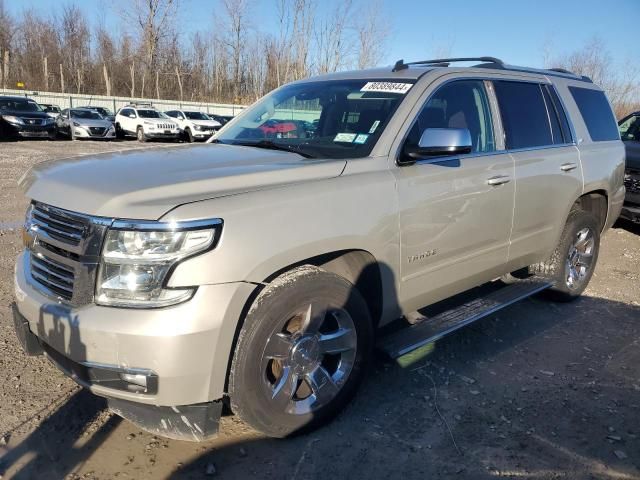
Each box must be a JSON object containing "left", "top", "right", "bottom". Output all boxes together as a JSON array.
[{"left": 13, "top": 251, "right": 255, "bottom": 441}]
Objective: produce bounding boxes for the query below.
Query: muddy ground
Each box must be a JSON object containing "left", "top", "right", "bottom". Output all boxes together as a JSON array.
[{"left": 0, "top": 140, "right": 638, "bottom": 479}]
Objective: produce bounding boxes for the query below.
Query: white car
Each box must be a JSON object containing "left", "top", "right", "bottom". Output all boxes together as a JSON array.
[
  {"left": 165, "top": 110, "right": 221, "bottom": 142},
  {"left": 115, "top": 104, "right": 180, "bottom": 142}
]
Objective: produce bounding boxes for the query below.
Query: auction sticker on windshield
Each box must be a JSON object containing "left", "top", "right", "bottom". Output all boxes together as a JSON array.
[{"left": 361, "top": 82, "right": 412, "bottom": 94}]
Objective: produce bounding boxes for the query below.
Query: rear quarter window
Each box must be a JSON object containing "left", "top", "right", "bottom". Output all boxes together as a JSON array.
[{"left": 568, "top": 86, "right": 619, "bottom": 142}]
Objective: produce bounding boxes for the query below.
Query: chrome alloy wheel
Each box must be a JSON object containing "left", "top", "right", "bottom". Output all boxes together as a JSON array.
[
  {"left": 566, "top": 227, "right": 595, "bottom": 290},
  {"left": 261, "top": 301, "right": 357, "bottom": 415}
]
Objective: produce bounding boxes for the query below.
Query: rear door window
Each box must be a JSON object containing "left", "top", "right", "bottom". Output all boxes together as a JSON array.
[
  {"left": 569, "top": 87, "right": 619, "bottom": 142},
  {"left": 494, "top": 81, "right": 553, "bottom": 149}
]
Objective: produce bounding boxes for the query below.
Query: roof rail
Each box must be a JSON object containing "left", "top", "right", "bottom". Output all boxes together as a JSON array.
[
  {"left": 392, "top": 56, "right": 593, "bottom": 83},
  {"left": 392, "top": 57, "right": 504, "bottom": 72}
]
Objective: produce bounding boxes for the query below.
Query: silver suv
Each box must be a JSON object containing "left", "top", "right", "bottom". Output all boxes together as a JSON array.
[{"left": 12, "top": 57, "right": 625, "bottom": 441}]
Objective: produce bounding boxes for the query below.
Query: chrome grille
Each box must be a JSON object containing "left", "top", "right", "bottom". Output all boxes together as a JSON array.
[
  {"left": 624, "top": 170, "right": 640, "bottom": 194},
  {"left": 32, "top": 203, "right": 85, "bottom": 246},
  {"left": 25, "top": 203, "right": 112, "bottom": 305},
  {"left": 23, "top": 118, "right": 43, "bottom": 125},
  {"left": 89, "top": 127, "right": 107, "bottom": 136},
  {"left": 30, "top": 252, "right": 75, "bottom": 300},
  {"left": 157, "top": 123, "right": 174, "bottom": 129}
]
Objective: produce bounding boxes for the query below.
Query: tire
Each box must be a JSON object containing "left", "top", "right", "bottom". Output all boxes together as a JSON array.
[
  {"left": 136, "top": 126, "right": 146, "bottom": 142},
  {"left": 228, "top": 265, "right": 373, "bottom": 438},
  {"left": 115, "top": 124, "right": 125, "bottom": 140},
  {"left": 185, "top": 128, "right": 194, "bottom": 143},
  {"left": 531, "top": 209, "right": 600, "bottom": 302}
]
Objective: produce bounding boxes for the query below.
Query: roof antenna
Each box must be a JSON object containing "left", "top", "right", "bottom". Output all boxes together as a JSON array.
[{"left": 392, "top": 59, "right": 408, "bottom": 72}]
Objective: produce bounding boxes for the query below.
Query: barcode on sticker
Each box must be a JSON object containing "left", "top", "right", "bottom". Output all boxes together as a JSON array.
[{"left": 361, "top": 82, "right": 412, "bottom": 94}]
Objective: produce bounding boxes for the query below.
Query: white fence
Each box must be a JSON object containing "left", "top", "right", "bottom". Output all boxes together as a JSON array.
[{"left": 0, "top": 88, "right": 247, "bottom": 116}]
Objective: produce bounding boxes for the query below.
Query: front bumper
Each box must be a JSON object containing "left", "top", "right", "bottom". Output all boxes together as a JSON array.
[
  {"left": 14, "top": 250, "right": 254, "bottom": 407},
  {"left": 73, "top": 127, "right": 116, "bottom": 139},
  {"left": 145, "top": 130, "right": 180, "bottom": 139},
  {"left": 13, "top": 125, "right": 56, "bottom": 138}
]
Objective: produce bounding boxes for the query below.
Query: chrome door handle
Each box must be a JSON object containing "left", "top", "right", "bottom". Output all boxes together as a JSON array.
[
  {"left": 487, "top": 175, "right": 511, "bottom": 186},
  {"left": 560, "top": 162, "right": 578, "bottom": 172}
]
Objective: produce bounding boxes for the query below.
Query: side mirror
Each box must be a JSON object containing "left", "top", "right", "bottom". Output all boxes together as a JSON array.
[
  {"left": 403, "top": 128, "right": 472, "bottom": 163},
  {"left": 129, "top": 114, "right": 136, "bottom": 119}
]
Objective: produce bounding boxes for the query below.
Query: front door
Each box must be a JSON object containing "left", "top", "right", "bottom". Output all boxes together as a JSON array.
[{"left": 394, "top": 79, "right": 515, "bottom": 312}]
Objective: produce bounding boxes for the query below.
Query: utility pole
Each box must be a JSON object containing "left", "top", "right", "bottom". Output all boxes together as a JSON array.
[{"left": 59, "top": 64, "right": 65, "bottom": 93}]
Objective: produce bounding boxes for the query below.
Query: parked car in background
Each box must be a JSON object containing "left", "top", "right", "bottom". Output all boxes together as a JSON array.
[
  {"left": 208, "top": 113, "right": 234, "bottom": 126},
  {"left": 618, "top": 112, "right": 640, "bottom": 223},
  {"left": 165, "top": 110, "right": 221, "bottom": 142},
  {"left": 55, "top": 108, "right": 116, "bottom": 140},
  {"left": 40, "top": 104, "right": 62, "bottom": 119},
  {"left": 82, "top": 106, "right": 115, "bottom": 123},
  {"left": 12, "top": 57, "right": 624, "bottom": 441},
  {"left": 115, "top": 104, "right": 180, "bottom": 142},
  {"left": 0, "top": 96, "right": 56, "bottom": 140}
]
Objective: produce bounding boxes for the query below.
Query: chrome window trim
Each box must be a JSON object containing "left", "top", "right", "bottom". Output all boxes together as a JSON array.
[
  {"left": 546, "top": 83, "right": 576, "bottom": 144},
  {"left": 110, "top": 217, "right": 223, "bottom": 231}
]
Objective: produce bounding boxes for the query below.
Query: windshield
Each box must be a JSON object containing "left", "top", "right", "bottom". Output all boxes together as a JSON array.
[
  {"left": 138, "top": 110, "right": 167, "bottom": 119},
  {"left": 0, "top": 98, "right": 43, "bottom": 112},
  {"left": 216, "top": 79, "right": 414, "bottom": 159},
  {"left": 71, "top": 109, "right": 102, "bottom": 120},
  {"left": 185, "top": 111, "right": 209, "bottom": 120}
]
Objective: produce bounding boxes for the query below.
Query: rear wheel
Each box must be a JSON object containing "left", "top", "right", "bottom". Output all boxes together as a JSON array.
[
  {"left": 229, "top": 265, "right": 373, "bottom": 438},
  {"left": 136, "top": 126, "right": 146, "bottom": 142},
  {"left": 532, "top": 209, "right": 600, "bottom": 302}
]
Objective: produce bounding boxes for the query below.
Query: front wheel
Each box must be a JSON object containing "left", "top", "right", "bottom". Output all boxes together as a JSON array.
[
  {"left": 136, "top": 126, "right": 146, "bottom": 142},
  {"left": 228, "top": 265, "right": 373, "bottom": 438},
  {"left": 532, "top": 209, "right": 600, "bottom": 302}
]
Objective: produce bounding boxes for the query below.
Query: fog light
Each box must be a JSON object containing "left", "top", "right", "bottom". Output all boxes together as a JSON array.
[{"left": 120, "top": 372, "right": 148, "bottom": 388}]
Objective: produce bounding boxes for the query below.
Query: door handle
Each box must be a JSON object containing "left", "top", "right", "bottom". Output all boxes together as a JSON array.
[
  {"left": 486, "top": 175, "right": 511, "bottom": 186},
  {"left": 560, "top": 162, "right": 578, "bottom": 172}
]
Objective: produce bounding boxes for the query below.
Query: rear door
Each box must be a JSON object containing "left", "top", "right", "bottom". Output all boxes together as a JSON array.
[
  {"left": 493, "top": 80, "right": 582, "bottom": 266},
  {"left": 394, "top": 79, "right": 515, "bottom": 312}
]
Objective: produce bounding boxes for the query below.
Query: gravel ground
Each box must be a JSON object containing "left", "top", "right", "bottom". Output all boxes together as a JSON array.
[{"left": 0, "top": 140, "right": 638, "bottom": 480}]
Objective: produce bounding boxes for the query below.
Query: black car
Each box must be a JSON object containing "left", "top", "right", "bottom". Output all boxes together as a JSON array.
[
  {"left": 82, "top": 106, "right": 115, "bottom": 123},
  {"left": 208, "top": 114, "right": 234, "bottom": 126},
  {"left": 618, "top": 112, "right": 640, "bottom": 224},
  {"left": 0, "top": 96, "right": 56, "bottom": 140}
]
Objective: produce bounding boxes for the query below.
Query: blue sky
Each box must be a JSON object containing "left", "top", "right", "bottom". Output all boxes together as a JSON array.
[{"left": 6, "top": 0, "right": 639, "bottom": 70}]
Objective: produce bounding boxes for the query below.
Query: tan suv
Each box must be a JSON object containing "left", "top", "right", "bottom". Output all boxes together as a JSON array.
[{"left": 12, "top": 57, "right": 625, "bottom": 440}]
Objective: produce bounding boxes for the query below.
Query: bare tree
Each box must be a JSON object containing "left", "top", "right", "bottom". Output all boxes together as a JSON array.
[
  {"left": 314, "top": 0, "right": 353, "bottom": 74},
  {"left": 547, "top": 37, "right": 640, "bottom": 118},
  {"left": 0, "top": 0, "right": 15, "bottom": 89},
  {"left": 356, "top": 0, "right": 390, "bottom": 69}
]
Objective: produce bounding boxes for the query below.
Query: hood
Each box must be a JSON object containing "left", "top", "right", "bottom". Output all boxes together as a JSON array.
[
  {"left": 74, "top": 118, "right": 113, "bottom": 128},
  {"left": 2, "top": 110, "right": 49, "bottom": 119},
  {"left": 192, "top": 120, "right": 221, "bottom": 128},
  {"left": 19, "top": 144, "right": 346, "bottom": 219}
]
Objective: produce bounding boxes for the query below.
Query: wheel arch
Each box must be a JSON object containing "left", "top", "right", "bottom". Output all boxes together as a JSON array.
[
  {"left": 572, "top": 189, "right": 608, "bottom": 232},
  {"left": 221, "top": 249, "right": 389, "bottom": 395}
]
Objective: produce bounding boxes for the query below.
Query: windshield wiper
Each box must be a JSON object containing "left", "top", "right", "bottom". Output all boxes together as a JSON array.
[{"left": 225, "top": 140, "right": 316, "bottom": 159}]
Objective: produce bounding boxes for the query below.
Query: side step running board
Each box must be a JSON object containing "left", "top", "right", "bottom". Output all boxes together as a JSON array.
[{"left": 377, "top": 279, "right": 553, "bottom": 360}]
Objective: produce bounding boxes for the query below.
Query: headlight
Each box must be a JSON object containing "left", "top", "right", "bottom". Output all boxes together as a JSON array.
[
  {"left": 194, "top": 125, "right": 204, "bottom": 131},
  {"left": 73, "top": 121, "right": 81, "bottom": 127},
  {"left": 143, "top": 121, "right": 154, "bottom": 127},
  {"left": 96, "top": 220, "right": 222, "bottom": 308},
  {"left": 3, "top": 115, "right": 24, "bottom": 125}
]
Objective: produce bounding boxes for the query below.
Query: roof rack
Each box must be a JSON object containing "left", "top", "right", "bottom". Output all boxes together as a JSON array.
[
  {"left": 392, "top": 56, "right": 592, "bottom": 83},
  {"left": 392, "top": 57, "right": 504, "bottom": 72}
]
